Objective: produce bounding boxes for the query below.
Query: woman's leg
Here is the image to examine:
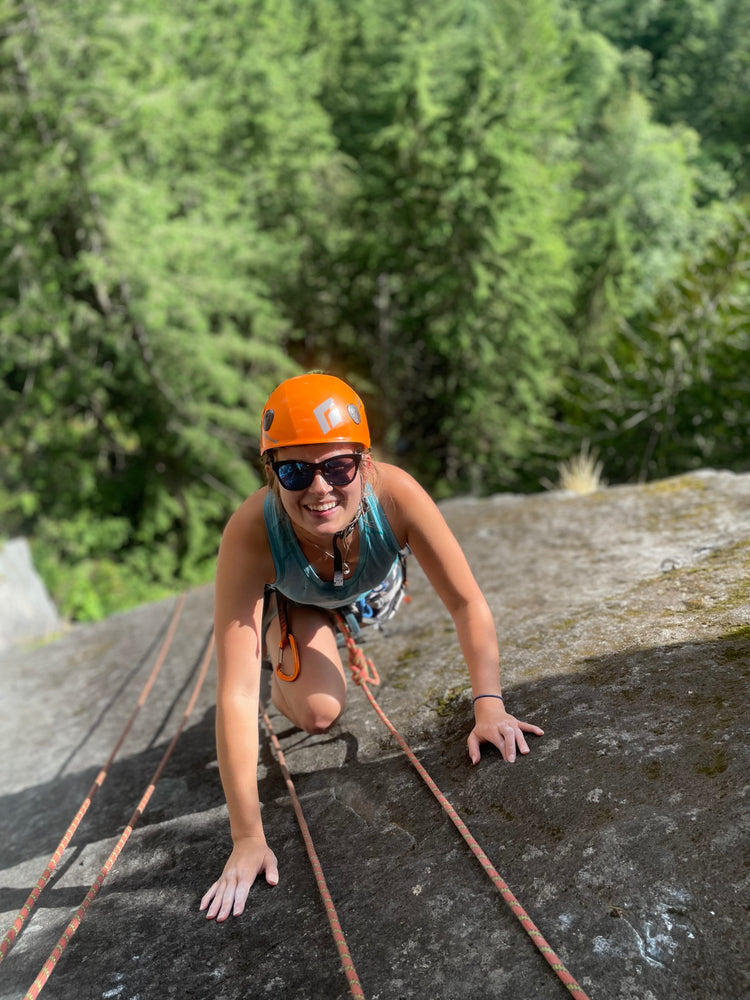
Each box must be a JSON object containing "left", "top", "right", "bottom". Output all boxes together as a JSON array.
[{"left": 266, "top": 602, "right": 347, "bottom": 734}]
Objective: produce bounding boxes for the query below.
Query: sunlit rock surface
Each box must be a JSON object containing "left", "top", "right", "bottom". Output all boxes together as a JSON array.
[
  {"left": 1, "top": 470, "right": 748, "bottom": 1000},
  {"left": 0, "top": 539, "right": 61, "bottom": 655}
]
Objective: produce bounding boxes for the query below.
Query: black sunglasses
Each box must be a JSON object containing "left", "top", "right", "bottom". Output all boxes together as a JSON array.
[{"left": 271, "top": 453, "right": 363, "bottom": 491}]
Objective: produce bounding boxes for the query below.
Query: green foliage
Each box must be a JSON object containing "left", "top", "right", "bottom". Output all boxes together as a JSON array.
[
  {"left": 573, "top": 0, "right": 750, "bottom": 193},
  {"left": 1, "top": 0, "right": 748, "bottom": 619},
  {"left": 0, "top": 0, "right": 337, "bottom": 613},
  {"left": 557, "top": 207, "right": 750, "bottom": 482},
  {"left": 297, "top": 0, "right": 579, "bottom": 493},
  {"left": 562, "top": 16, "right": 724, "bottom": 358},
  {"left": 31, "top": 539, "right": 175, "bottom": 622}
]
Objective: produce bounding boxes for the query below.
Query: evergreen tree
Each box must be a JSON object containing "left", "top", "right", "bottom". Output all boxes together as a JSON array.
[
  {"left": 0, "top": 0, "right": 339, "bottom": 616},
  {"left": 2, "top": 0, "right": 748, "bottom": 617},
  {"left": 301, "top": 0, "right": 578, "bottom": 494},
  {"left": 557, "top": 207, "right": 750, "bottom": 482},
  {"left": 566, "top": 45, "right": 716, "bottom": 356},
  {"left": 570, "top": 0, "right": 750, "bottom": 193}
]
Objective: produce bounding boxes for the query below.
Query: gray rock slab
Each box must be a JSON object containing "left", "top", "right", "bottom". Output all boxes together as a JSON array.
[
  {"left": 1, "top": 471, "right": 748, "bottom": 1000},
  {"left": 0, "top": 539, "right": 62, "bottom": 655}
]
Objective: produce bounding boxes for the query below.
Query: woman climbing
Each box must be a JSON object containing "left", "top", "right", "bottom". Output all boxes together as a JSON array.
[{"left": 200, "top": 372, "right": 544, "bottom": 921}]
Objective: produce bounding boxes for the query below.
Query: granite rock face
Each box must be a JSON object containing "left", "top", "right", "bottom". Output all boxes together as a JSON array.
[
  {"left": 0, "top": 539, "right": 61, "bottom": 655},
  {"left": 1, "top": 470, "right": 748, "bottom": 1000}
]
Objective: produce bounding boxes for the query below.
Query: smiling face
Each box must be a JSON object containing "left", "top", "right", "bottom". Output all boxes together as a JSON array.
[{"left": 271, "top": 442, "right": 365, "bottom": 542}]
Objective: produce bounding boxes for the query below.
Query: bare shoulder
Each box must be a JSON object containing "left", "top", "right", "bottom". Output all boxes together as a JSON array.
[
  {"left": 224, "top": 485, "right": 268, "bottom": 529},
  {"left": 218, "top": 487, "right": 275, "bottom": 588},
  {"left": 370, "top": 461, "right": 443, "bottom": 541},
  {"left": 369, "top": 461, "right": 479, "bottom": 608},
  {"left": 214, "top": 488, "right": 276, "bottom": 669},
  {"left": 371, "top": 461, "right": 431, "bottom": 501}
]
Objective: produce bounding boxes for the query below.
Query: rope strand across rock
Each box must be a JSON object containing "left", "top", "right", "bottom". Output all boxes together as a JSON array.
[
  {"left": 0, "top": 594, "right": 186, "bottom": 966},
  {"left": 260, "top": 704, "right": 365, "bottom": 1000},
  {"left": 332, "top": 612, "right": 593, "bottom": 1000},
  {"left": 22, "top": 629, "right": 214, "bottom": 1000}
]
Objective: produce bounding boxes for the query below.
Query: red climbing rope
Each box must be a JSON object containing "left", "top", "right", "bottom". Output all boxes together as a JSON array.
[
  {"left": 333, "top": 614, "right": 592, "bottom": 1000},
  {"left": 260, "top": 703, "right": 365, "bottom": 1000},
  {"left": 0, "top": 594, "right": 186, "bottom": 965},
  {"left": 22, "top": 631, "right": 214, "bottom": 1000}
]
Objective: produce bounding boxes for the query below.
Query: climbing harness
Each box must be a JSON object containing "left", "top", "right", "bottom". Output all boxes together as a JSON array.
[
  {"left": 352, "top": 551, "right": 409, "bottom": 626},
  {"left": 18, "top": 627, "right": 214, "bottom": 1000},
  {"left": 267, "top": 551, "right": 407, "bottom": 682},
  {"left": 0, "top": 594, "right": 186, "bottom": 966}
]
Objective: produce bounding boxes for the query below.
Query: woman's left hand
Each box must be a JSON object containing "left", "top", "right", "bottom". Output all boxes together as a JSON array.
[{"left": 467, "top": 705, "right": 544, "bottom": 764}]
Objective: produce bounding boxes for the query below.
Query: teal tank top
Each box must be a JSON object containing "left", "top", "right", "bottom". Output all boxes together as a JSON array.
[{"left": 263, "top": 486, "right": 405, "bottom": 609}]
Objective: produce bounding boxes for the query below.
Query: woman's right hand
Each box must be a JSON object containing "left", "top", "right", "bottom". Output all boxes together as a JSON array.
[{"left": 200, "top": 836, "right": 279, "bottom": 921}]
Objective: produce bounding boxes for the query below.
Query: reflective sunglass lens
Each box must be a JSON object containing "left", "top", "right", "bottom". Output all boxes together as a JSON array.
[
  {"left": 323, "top": 457, "right": 358, "bottom": 484},
  {"left": 273, "top": 455, "right": 361, "bottom": 491},
  {"left": 276, "top": 462, "right": 311, "bottom": 490}
]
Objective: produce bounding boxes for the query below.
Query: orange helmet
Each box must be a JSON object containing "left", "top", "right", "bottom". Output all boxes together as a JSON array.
[{"left": 260, "top": 373, "right": 370, "bottom": 455}]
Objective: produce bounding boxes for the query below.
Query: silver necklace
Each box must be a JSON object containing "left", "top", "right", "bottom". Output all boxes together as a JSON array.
[
  {"left": 306, "top": 536, "right": 353, "bottom": 577},
  {"left": 302, "top": 506, "right": 362, "bottom": 584}
]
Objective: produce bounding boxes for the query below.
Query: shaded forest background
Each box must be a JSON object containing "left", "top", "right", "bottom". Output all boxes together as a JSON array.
[{"left": 2, "top": 0, "right": 749, "bottom": 620}]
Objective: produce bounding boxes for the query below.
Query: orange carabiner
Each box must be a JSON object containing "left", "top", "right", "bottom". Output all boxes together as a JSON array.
[{"left": 275, "top": 631, "right": 301, "bottom": 682}]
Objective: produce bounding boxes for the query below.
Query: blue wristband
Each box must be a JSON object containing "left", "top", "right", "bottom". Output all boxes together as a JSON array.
[{"left": 473, "top": 694, "right": 504, "bottom": 705}]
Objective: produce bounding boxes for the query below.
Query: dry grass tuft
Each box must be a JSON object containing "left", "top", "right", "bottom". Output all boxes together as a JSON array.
[{"left": 555, "top": 441, "right": 606, "bottom": 495}]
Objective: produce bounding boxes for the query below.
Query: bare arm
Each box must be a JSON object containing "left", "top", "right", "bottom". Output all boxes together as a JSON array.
[
  {"left": 200, "top": 490, "right": 279, "bottom": 920},
  {"left": 375, "top": 463, "right": 543, "bottom": 763}
]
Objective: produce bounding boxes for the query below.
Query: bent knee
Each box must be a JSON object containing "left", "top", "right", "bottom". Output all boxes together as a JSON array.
[{"left": 297, "top": 695, "right": 344, "bottom": 735}]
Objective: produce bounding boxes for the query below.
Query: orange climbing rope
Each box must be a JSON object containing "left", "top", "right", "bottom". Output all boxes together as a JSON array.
[
  {"left": 22, "top": 631, "right": 214, "bottom": 1000},
  {"left": 0, "top": 594, "right": 186, "bottom": 965},
  {"left": 332, "top": 613, "right": 592, "bottom": 1000},
  {"left": 260, "top": 704, "right": 365, "bottom": 1000}
]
